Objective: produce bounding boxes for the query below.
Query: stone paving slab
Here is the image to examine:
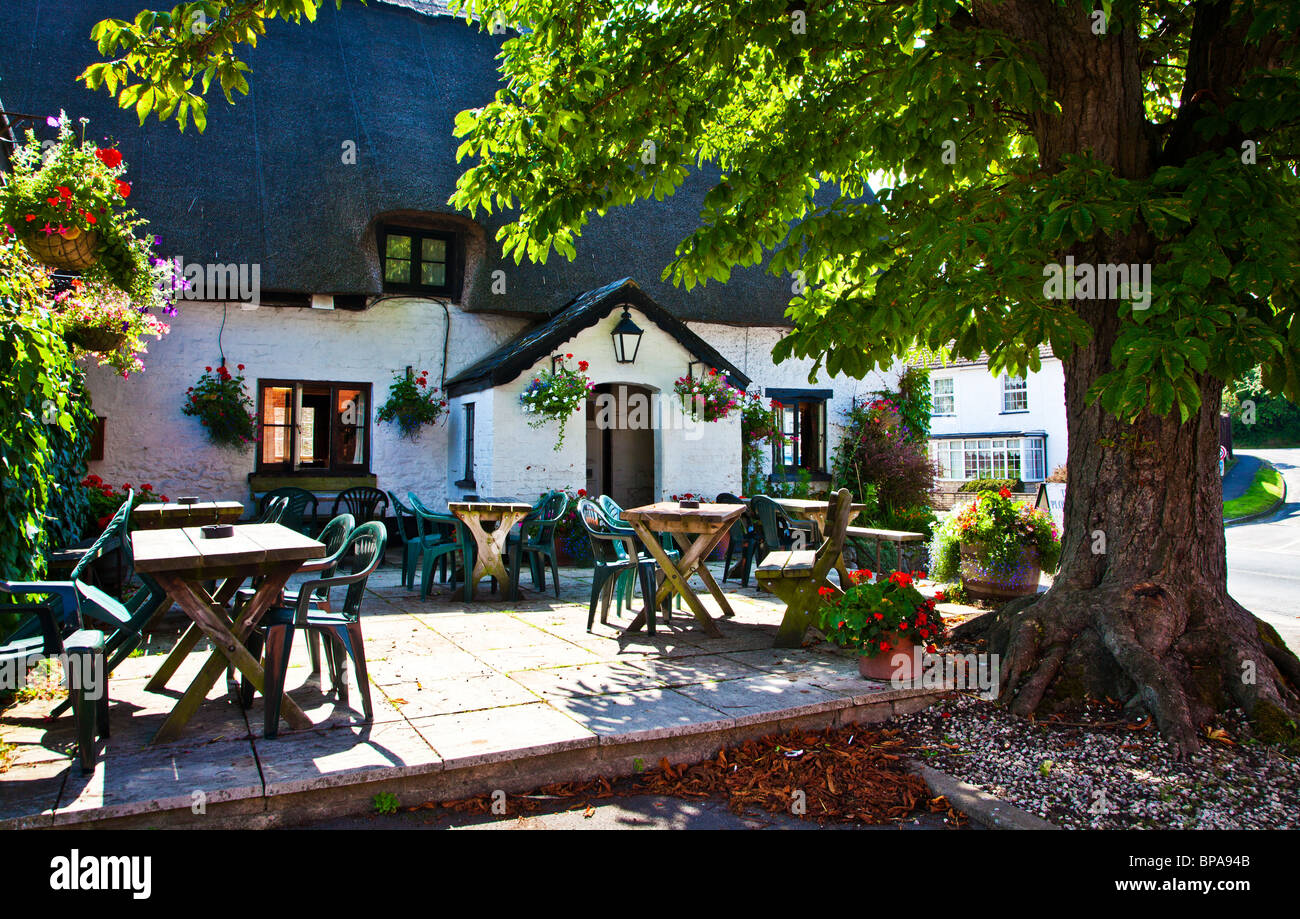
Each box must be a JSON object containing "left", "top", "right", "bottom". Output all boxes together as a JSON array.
[
  {"left": 0, "top": 560, "right": 953, "bottom": 826},
  {"left": 548, "top": 686, "right": 737, "bottom": 742},
  {"left": 409, "top": 702, "right": 596, "bottom": 770},
  {"left": 256, "top": 720, "right": 444, "bottom": 796}
]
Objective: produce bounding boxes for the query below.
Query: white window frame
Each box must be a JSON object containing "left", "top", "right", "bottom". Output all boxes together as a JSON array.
[
  {"left": 931, "top": 377, "right": 955, "bottom": 416},
  {"left": 1002, "top": 375, "right": 1029, "bottom": 413},
  {"left": 929, "top": 436, "right": 1047, "bottom": 482}
]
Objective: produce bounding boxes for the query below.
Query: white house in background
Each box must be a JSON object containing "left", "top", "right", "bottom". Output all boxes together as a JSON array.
[{"left": 926, "top": 348, "right": 1067, "bottom": 487}]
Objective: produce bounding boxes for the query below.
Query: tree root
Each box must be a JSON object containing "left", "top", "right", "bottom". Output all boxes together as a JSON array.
[{"left": 953, "top": 580, "right": 1300, "bottom": 759}]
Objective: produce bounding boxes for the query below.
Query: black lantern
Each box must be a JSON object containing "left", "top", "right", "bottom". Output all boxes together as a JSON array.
[{"left": 611, "top": 306, "right": 644, "bottom": 364}]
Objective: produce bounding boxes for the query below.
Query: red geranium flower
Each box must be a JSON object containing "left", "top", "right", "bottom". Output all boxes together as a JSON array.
[
  {"left": 998, "top": 487, "right": 1011, "bottom": 499},
  {"left": 879, "top": 640, "right": 891, "bottom": 652},
  {"left": 926, "top": 644, "right": 938, "bottom": 654},
  {"left": 873, "top": 612, "right": 884, "bottom": 620},
  {"left": 95, "top": 147, "right": 123, "bottom": 168},
  {"left": 116, "top": 180, "right": 131, "bottom": 198},
  {"left": 889, "top": 571, "right": 913, "bottom": 588}
]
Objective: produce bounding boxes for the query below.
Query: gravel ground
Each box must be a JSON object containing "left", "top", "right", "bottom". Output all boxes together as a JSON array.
[{"left": 894, "top": 692, "right": 1300, "bottom": 829}]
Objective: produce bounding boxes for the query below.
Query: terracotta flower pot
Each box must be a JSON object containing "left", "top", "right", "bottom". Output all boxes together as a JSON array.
[
  {"left": 23, "top": 226, "right": 100, "bottom": 271},
  {"left": 66, "top": 322, "right": 127, "bottom": 353},
  {"left": 858, "top": 633, "right": 920, "bottom": 682},
  {"left": 959, "top": 541, "right": 1041, "bottom": 601}
]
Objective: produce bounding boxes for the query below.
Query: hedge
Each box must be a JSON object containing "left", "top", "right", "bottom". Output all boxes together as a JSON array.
[{"left": 957, "top": 477, "right": 1024, "bottom": 494}]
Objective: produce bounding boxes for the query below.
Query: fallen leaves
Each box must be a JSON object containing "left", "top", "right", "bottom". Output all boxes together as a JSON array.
[{"left": 407, "top": 723, "right": 966, "bottom": 827}]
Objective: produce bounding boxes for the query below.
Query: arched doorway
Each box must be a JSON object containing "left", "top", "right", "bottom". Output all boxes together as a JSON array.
[{"left": 586, "top": 383, "right": 656, "bottom": 508}]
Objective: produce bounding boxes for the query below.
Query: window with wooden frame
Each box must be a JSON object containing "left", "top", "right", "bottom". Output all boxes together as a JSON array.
[
  {"left": 379, "top": 225, "right": 458, "bottom": 296},
  {"left": 257, "top": 380, "right": 371, "bottom": 474},
  {"left": 768, "top": 390, "right": 830, "bottom": 477}
]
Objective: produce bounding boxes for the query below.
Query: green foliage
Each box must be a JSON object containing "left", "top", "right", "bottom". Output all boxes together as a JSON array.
[
  {"left": 519, "top": 356, "right": 592, "bottom": 450},
  {"left": 830, "top": 396, "right": 936, "bottom": 514},
  {"left": 1223, "top": 463, "right": 1285, "bottom": 519},
  {"left": 1, "top": 114, "right": 182, "bottom": 315},
  {"left": 376, "top": 368, "right": 448, "bottom": 439},
  {"left": 371, "top": 791, "right": 400, "bottom": 815},
  {"left": 1225, "top": 367, "right": 1300, "bottom": 446},
  {"left": 54, "top": 281, "right": 170, "bottom": 377},
  {"left": 182, "top": 362, "right": 257, "bottom": 449},
  {"left": 958, "top": 477, "right": 1024, "bottom": 494},
  {"left": 740, "top": 389, "right": 782, "bottom": 496},
  {"left": 818, "top": 570, "right": 946, "bottom": 659},
  {"left": 80, "top": 2, "right": 343, "bottom": 132},
  {"left": 766, "top": 468, "right": 815, "bottom": 499},
  {"left": 86, "top": 0, "right": 1300, "bottom": 441},
  {"left": 0, "top": 238, "right": 96, "bottom": 584},
  {"left": 881, "top": 365, "right": 932, "bottom": 444},
  {"left": 673, "top": 369, "right": 741, "bottom": 421}
]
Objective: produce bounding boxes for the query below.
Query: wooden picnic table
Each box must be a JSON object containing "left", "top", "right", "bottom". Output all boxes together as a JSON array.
[
  {"left": 621, "top": 502, "right": 746, "bottom": 638},
  {"left": 132, "top": 501, "right": 244, "bottom": 530},
  {"left": 448, "top": 499, "right": 534, "bottom": 599},
  {"left": 132, "top": 523, "right": 325, "bottom": 743}
]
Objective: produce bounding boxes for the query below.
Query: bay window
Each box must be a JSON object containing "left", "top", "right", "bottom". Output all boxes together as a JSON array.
[{"left": 929, "top": 435, "right": 1048, "bottom": 482}]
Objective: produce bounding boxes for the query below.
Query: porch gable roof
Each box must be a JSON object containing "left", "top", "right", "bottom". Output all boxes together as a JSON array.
[{"left": 445, "top": 278, "right": 752, "bottom": 397}]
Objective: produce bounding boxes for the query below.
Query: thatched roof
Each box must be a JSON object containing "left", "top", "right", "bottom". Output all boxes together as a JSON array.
[
  {"left": 445, "top": 278, "right": 752, "bottom": 396},
  {"left": 0, "top": 0, "right": 799, "bottom": 325}
]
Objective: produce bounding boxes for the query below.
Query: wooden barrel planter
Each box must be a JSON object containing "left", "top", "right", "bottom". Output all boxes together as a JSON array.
[
  {"left": 65, "top": 322, "right": 127, "bottom": 353},
  {"left": 23, "top": 226, "right": 100, "bottom": 271},
  {"left": 958, "top": 542, "right": 1041, "bottom": 601}
]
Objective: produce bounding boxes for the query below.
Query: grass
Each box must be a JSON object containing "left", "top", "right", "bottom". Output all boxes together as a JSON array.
[{"left": 1224, "top": 462, "right": 1285, "bottom": 520}]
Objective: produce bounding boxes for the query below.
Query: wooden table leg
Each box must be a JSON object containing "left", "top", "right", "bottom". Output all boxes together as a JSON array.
[
  {"left": 145, "top": 576, "right": 244, "bottom": 692},
  {"left": 672, "top": 532, "right": 737, "bottom": 618},
  {"left": 151, "top": 566, "right": 311, "bottom": 744},
  {"left": 624, "top": 522, "right": 723, "bottom": 637},
  {"left": 458, "top": 511, "right": 528, "bottom": 599}
]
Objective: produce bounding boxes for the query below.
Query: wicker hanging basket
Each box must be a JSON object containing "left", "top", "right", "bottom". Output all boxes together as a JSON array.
[
  {"left": 22, "top": 226, "right": 101, "bottom": 271},
  {"left": 66, "top": 322, "right": 127, "bottom": 353}
]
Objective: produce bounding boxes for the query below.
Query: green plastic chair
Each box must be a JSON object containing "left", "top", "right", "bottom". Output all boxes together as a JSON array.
[
  {"left": 256, "top": 521, "right": 387, "bottom": 738},
  {"left": 257, "top": 487, "right": 317, "bottom": 533},
  {"left": 408, "top": 494, "right": 474, "bottom": 601},
  {"left": 236, "top": 513, "right": 355, "bottom": 706},
  {"left": 256, "top": 495, "right": 291, "bottom": 525},
  {"left": 596, "top": 495, "right": 680, "bottom": 615},
  {"left": 575, "top": 499, "right": 658, "bottom": 633},
  {"left": 508, "top": 491, "right": 569, "bottom": 600},
  {"left": 717, "top": 492, "right": 762, "bottom": 587},
  {"left": 8, "top": 492, "right": 170, "bottom": 721},
  {"left": 388, "top": 490, "right": 432, "bottom": 589}
]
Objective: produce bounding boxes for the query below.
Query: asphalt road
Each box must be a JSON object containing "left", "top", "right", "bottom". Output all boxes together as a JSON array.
[{"left": 1225, "top": 448, "right": 1300, "bottom": 655}]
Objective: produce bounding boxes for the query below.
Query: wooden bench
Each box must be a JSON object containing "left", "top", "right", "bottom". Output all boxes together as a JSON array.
[
  {"left": 756, "top": 488, "right": 852, "bottom": 648},
  {"left": 845, "top": 526, "right": 927, "bottom": 573}
]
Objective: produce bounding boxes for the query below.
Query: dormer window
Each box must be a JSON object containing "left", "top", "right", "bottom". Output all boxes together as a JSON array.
[{"left": 379, "top": 225, "right": 457, "bottom": 296}]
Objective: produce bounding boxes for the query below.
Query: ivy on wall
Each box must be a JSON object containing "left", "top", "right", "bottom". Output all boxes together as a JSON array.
[{"left": 0, "top": 238, "right": 97, "bottom": 586}]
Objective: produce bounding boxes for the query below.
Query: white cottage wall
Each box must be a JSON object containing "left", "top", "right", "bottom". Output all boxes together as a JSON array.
[
  {"left": 83, "top": 297, "right": 527, "bottom": 510},
  {"left": 484, "top": 306, "right": 743, "bottom": 501}
]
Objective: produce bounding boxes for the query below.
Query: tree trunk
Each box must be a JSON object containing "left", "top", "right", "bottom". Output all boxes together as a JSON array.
[
  {"left": 956, "top": 2, "right": 1300, "bottom": 756},
  {"left": 957, "top": 296, "right": 1300, "bottom": 756}
]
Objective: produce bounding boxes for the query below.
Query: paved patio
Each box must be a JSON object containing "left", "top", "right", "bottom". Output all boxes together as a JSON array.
[{"left": 0, "top": 560, "right": 950, "bottom": 828}]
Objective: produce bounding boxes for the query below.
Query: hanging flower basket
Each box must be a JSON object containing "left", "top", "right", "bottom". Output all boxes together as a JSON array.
[
  {"left": 65, "top": 320, "right": 127, "bottom": 353},
  {"left": 22, "top": 225, "right": 100, "bottom": 271}
]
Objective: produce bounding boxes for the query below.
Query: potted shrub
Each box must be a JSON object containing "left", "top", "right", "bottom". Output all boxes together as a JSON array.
[
  {"left": 182, "top": 362, "right": 258, "bottom": 449},
  {"left": 519, "top": 355, "right": 593, "bottom": 450},
  {"left": 0, "top": 113, "right": 181, "bottom": 313},
  {"left": 673, "top": 368, "right": 741, "bottom": 422},
  {"left": 818, "top": 570, "right": 946, "bottom": 681},
  {"left": 376, "top": 368, "right": 448, "bottom": 439},
  {"left": 929, "top": 488, "right": 1061, "bottom": 601}
]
